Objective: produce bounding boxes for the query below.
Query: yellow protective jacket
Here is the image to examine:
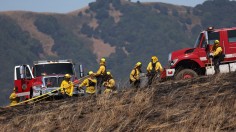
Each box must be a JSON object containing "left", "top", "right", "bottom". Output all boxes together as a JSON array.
[
  {"left": 60, "top": 80, "right": 74, "bottom": 96},
  {"left": 79, "top": 78, "right": 97, "bottom": 94},
  {"left": 9, "top": 92, "right": 18, "bottom": 106},
  {"left": 104, "top": 78, "right": 115, "bottom": 89},
  {"left": 212, "top": 46, "right": 223, "bottom": 57},
  {"left": 130, "top": 68, "right": 141, "bottom": 82},
  {"left": 147, "top": 61, "right": 163, "bottom": 73},
  {"left": 104, "top": 78, "right": 115, "bottom": 94},
  {"left": 96, "top": 62, "right": 106, "bottom": 76}
]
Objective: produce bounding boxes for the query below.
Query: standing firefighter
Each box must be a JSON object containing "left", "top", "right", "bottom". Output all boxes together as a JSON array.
[
  {"left": 130, "top": 62, "right": 142, "bottom": 88},
  {"left": 60, "top": 74, "right": 74, "bottom": 98},
  {"left": 79, "top": 71, "right": 97, "bottom": 95},
  {"left": 210, "top": 40, "right": 224, "bottom": 74},
  {"left": 103, "top": 71, "right": 116, "bottom": 94},
  {"left": 95, "top": 58, "right": 106, "bottom": 94},
  {"left": 147, "top": 56, "right": 163, "bottom": 86},
  {"left": 9, "top": 87, "right": 19, "bottom": 106}
]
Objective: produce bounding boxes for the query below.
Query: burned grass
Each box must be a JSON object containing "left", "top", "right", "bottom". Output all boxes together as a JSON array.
[{"left": 1, "top": 73, "right": 236, "bottom": 131}]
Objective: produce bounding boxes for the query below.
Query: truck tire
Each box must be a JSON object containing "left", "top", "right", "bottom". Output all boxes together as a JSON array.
[{"left": 175, "top": 69, "right": 198, "bottom": 80}]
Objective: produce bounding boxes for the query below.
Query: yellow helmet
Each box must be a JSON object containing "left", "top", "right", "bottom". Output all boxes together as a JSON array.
[
  {"left": 107, "top": 71, "right": 111, "bottom": 75},
  {"left": 214, "top": 40, "right": 219, "bottom": 44},
  {"left": 100, "top": 58, "right": 106, "bottom": 63},
  {"left": 88, "top": 71, "right": 94, "bottom": 75},
  {"left": 136, "top": 62, "right": 142, "bottom": 67},
  {"left": 151, "top": 56, "right": 158, "bottom": 62},
  {"left": 64, "top": 74, "right": 71, "bottom": 78}
]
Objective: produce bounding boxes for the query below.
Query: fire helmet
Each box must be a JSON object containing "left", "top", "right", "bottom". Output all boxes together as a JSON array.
[
  {"left": 136, "top": 62, "right": 142, "bottom": 67},
  {"left": 88, "top": 71, "right": 94, "bottom": 75},
  {"left": 214, "top": 40, "right": 220, "bottom": 44},
  {"left": 64, "top": 74, "right": 71, "bottom": 78}
]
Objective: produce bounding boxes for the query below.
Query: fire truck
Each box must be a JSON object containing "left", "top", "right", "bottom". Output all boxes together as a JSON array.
[
  {"left": 14, "top": 60, "right": 84, "bottom": 101},
  {"left": 163, "top": 27, "right": 236, "bottom": 79}
]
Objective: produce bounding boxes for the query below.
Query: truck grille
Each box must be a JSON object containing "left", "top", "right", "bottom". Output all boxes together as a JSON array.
[{"left": 44, "top": 77, "right": 64, "bottom": 88}]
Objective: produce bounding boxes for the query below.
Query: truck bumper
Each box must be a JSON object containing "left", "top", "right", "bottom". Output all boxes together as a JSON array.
[
  {"left": 33, "top": 87, "right": 84, "bottom": 97},
  {"left": 160, "top": 68, "right": 176, "bottom": 80}
]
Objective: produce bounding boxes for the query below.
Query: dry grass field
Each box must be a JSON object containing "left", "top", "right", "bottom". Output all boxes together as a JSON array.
[{"left": 1, "top": 73, "right": 236, "bottom": 132}]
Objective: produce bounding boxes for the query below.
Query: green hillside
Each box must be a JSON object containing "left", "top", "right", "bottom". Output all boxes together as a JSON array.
[{"left": 1, "top": 0, "right": 236, "bottom": 106}]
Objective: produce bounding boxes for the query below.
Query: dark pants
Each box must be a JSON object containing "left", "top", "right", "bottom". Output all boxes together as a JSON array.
[
  {"left": 213, "top": 55, "right": 224, "bottom": 74},
  {"left": 147, "top": 73, "right": 159, "bottom": 86},
  {"left": 96, "top": 76, "right": 104, "bottom": 94},
  {"left": 130, "top": 80, "right": 140, "bottom": 88}
]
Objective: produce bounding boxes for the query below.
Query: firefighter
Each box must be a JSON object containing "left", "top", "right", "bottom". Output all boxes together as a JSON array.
[
  {"left": 130, "top": 62, "right": 142, "bottom": 88},
  {"left": 103, "top": 71, "right": 116, "bottom": 94},
  {"left": 60, "top": 74, "right": 74, "bottom": 97},
  {"left": 146, "top": 56, "right": 163, "bottom": 85},
  {"left": 79, "top": 71, "right": 97, "bottom": 95},
  {"left": 9, "top": 87, "right": 19, "bottom": 106},
  {"left": 210, "top": 40, "right": 224, "bottom": 74},
  {"left": 95, "top": 58, "right": 106, "bottom": 94}
]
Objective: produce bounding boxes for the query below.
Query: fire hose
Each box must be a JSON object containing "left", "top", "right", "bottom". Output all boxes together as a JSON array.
[{"left": 7, "top": 75, "right": 89, "bottom": 107}]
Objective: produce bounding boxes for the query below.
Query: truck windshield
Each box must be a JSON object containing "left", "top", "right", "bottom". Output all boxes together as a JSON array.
[
  {"left": 194, "top": 31, "right": 220, "bottom": 48},
  {"left": 34, "top": 63, "right": 74, "bottom": 77}
]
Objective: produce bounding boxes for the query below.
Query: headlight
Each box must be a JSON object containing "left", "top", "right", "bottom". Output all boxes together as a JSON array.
[
  {"left": 170, "top": 59, "right": 178, "bottom": 66},
  {"left": 33, "top": 85, "right": 42, "bottom": 89}
]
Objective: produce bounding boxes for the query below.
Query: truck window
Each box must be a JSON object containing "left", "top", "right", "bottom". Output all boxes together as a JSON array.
[
  {"left": 208, "top": 32, "right": 220, "bottom": 44},
  {"left": 16, "top": 67, "right": 21, "bottom": 80},
  {"left": 228, "top": 30, "right": 236, "bottom": 42},
  {"left": 194, "top": 33, "right": 203, "bottom": 48},
  {"left": 34, "top": 63, "right": 74, "bottom": 77}
]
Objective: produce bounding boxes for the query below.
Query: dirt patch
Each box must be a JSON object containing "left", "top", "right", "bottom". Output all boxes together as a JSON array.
[
  {"left": 4, "top": 12, "right": 56, "bottom": 57},
  {"left": 109, "top": 3, "right": 122, "bottom": 23},
  {"left": 92, "top": 38, "right": 116, "bottom": 62},
  {"left": 89, "top": 18, "right": 99, "bottom": 29}
]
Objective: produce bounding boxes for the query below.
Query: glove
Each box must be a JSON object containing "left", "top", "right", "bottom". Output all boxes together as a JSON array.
[{"left": 209, "top": 53, "right": 213, "bottom": 58}]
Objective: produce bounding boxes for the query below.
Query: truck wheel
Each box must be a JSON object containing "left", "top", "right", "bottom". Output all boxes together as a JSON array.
[{"left": 175, "top": 69, "right": 198, "bottom": 80}]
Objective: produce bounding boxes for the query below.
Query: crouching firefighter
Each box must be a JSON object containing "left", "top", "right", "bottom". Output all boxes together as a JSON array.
[
  {"left": 130, "top": 62, "right": 142, "bottom": 88},
  {"left": 146, "top": 56, "right": 163, "bottom": 86},
  {"left": 9, "top": 87, "right": 19, "bottom": 106},
  {"left": 60, "top": 74, "right": 74, "bottom": 98},
  {"left": 79, "top": 71, "right": 97, "bottom": 96},
  {"left": 95, "top": 58, "right": 107, "bottom": 94},
  {"left": 209, "top": 40, "right": 224, "bottom": 74},
  {"left": 103, "top": 72, "right": 116, "bottom": 94}
]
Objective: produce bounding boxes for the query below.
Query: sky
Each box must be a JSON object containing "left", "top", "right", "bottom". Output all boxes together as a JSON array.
[{"left": 0, "top": 0, "right": 206, "bottom": 13}]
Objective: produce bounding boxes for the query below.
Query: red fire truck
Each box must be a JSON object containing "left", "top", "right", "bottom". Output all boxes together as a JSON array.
[
  {"left": 163, "top": 27, "right": 236, "bottom": 79},
  {"left": 14, "top": 60, "right": 84, "bottom": 101}
]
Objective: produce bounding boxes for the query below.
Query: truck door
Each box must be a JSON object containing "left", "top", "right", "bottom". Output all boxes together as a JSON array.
[
  {"left": 197, "top": 31, "right": 220, "bottom": 64},
  {"left": 194, "top": 33, "right": 208, "bottom": 64},
  {"left": 14, "top": 65, "right": 34, "bottom": 99},
  {"left": 224, "top": 29, "right": 236, "bottom": 61}
]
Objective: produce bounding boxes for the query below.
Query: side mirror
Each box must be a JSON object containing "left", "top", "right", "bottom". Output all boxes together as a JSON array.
[{"left": 79, "top": 64, "right": 84, "bottom": 78}]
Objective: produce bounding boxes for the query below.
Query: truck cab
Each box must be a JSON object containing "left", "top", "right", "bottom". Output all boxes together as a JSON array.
[
  {"left": 165, "top": 27, "right": 236, "bottom": 79},
  {"left": 14, "top": 60, "right": 84, "bottom": 100}
]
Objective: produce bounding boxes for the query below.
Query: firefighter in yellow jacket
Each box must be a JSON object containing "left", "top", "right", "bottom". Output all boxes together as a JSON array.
[
  {"left": 95, "top": 58, "right": 106, "bottom": 94},
  {"left": 103, "top": 71, "right": 116, "bottom": 94},
  {"left": 9, "top": 87, "right": 19, "bottom": 106},
  {"left": 60, "top": 74, "right": 74, "bottom": 97},
  {"left": 147, "top": 56, "right": 163, "bottom": 85},
  {"left": 79, "top": 71, "right": 97, "bottom": 95},
  {"left": 210, "top": 40, "right": 224, "bottom": 74},
  {"left": 130, "top": 62, "right": 142, "bottom": 88}
]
